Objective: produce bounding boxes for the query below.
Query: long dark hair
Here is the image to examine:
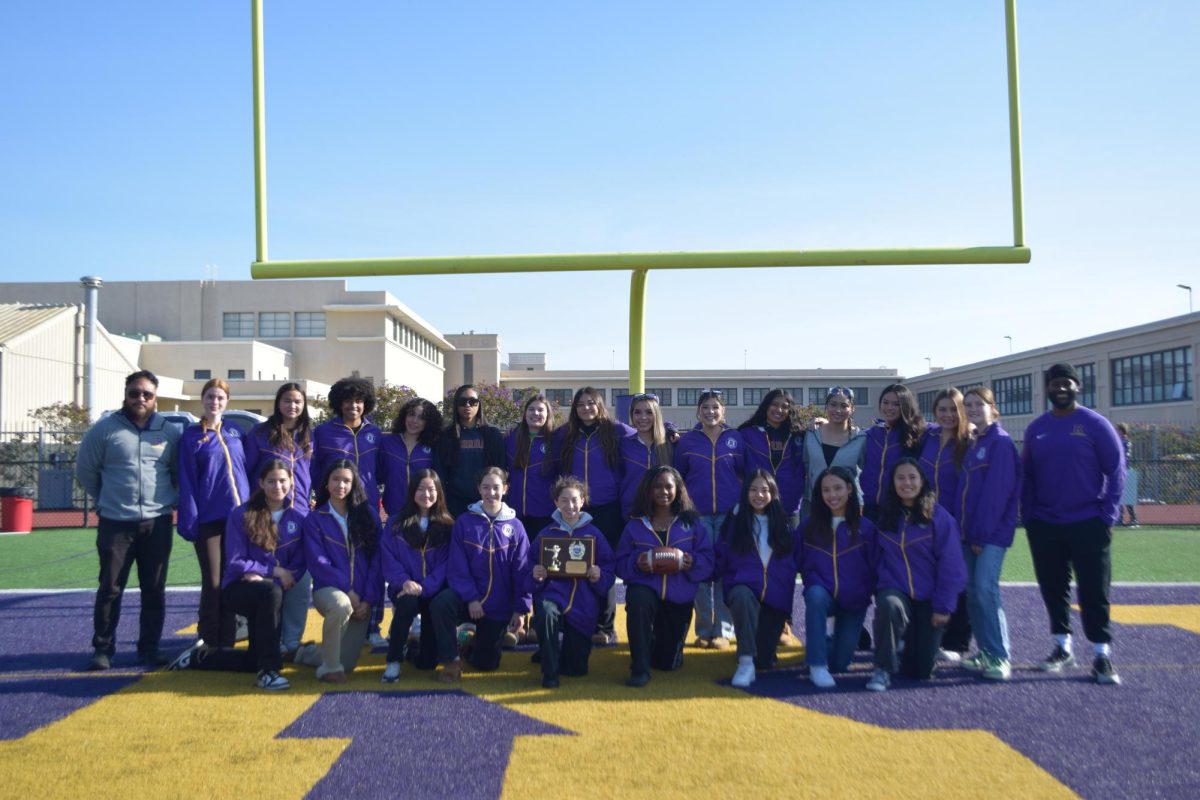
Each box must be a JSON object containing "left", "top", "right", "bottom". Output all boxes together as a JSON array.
[
  {"left": 880, "top": 383, "right": 925, "bottom": 451},
  {"left": 630, "top": 465, "right": 699, "bottom": 525},
  {"left": 739, "top": 389, "right": 802, "bottom": 434},
  {"left": 391, "top": 468, "right": 454, "bottom": 549},
  {"left": 328, "top": 377, "right": 377, "bottom": 421},
  {"left": 315, "top": 458, "right": 377, "bottom": 555},
  {"left": 878, "top": 457, "right": 936, "bottom": 531},
  {"left": 391, "top": 397, "right": 442, "bottom": 448},
  {"left": 724, "top": 469, "right": 792, "bottom": 557},
  {"left": 512, "top": 393, "right": 556, "bottom": 472},
  {"left": 265, "top": 382, "right": 312, "bottom": 456},
  {"left": 244, "top": 459, "right": 292, "bottom": 552},
  {"left": 804, "top": 466, "right": 862, "bottom": 549},
  {"left": 438, "top": 385, "right": 501, "bottom": 470},
  {"left": 558, "top": 387, "right": 621, "bottom": 473},
  {"left": 932, "top": 388, "right": 970, "bottom": 470}
]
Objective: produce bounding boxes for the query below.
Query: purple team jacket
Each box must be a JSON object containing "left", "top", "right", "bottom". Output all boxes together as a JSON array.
[
  {"left": 796, "top": 516, "right": 879, "bottom": 612},
  {"left": 956, "top": 423, "right": 1021, "bottom": 549},
  {"left": 379, "top": 518, "right": 452, "bottom": 599},
  {"left": 505, "top": 430, "right": 558, "bottom": 518},
  {"left": 1020, "top": 406, "right": 1125, "bottom": 527},
  {"left": 917, "top": 425, "right": 961, "bottom": 519},
  {"left": 177, "top": 422, "right": 251, "bottom": 542},
  {"left": 873, "top": 504, "right": 967, "bottom": 615},
  {"left": 740, "top": 426, "right": 806, "bottom": 516},
  {"left": 243, "top": 423, "right": 312, "bottom": 515},
  {"left": 618, "top": 433, "right": 668, "bottom": 519},
  {"left": 378, "top": 433, "right": 436, "bottom": 519},
  {"left": 302, "top": 503, "right": 384, "bottom": 603},
  {"left": 312, "top": 418, "right": 383, "bottom": 510},
  {"left": 553, "top": 422, "right": 633, "bottom": 506},
  {"left": 615, "top": 516, "right": 715, "bottom": 604},
  {"left": 447, "top": 503, "right": 532, "bottom": 622},
  {"left": 715, "top": 515, "right": 800, "bottom": 614},
  {"left": 674, "top": 425, "right": 745, "bottom": 516},
  {"left": 526, "top": 511, "right": 616, "bottom": 637},
  {"left": 862, "top": 423, "right": 905, "bottom": 509},
  {"left": 222, "top": 503, "right": 308, "bottom": 590}
]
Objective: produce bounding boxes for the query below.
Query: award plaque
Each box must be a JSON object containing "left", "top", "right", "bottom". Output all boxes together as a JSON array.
[{"left": 539, "top": 536, "right": 594, "bottom": 578}]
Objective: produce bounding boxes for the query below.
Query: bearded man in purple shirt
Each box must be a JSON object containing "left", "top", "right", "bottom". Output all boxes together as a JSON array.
[{"left": 1021, "top": 363, "right": 1124, "bottom": 685}]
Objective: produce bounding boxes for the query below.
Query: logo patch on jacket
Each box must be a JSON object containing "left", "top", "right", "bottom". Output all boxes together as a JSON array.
[
  {"left": 501, "top": 523, "right": 514, "bottom": 537},
  {"left": 725, "top": 437, "right": 737, "bottom": 449},
  {"left": 976, "top": 447, "right": 987, "bottom": 460}
]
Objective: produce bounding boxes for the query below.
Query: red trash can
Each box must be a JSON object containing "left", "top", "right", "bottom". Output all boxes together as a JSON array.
[{"left": 0, "top": 488, "right": 34, "bottom": 533}]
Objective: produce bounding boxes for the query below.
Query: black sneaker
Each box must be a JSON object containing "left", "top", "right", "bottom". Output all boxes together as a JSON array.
[
  {"left": 1038, "top": 645, "right": 1076, "bottom": 672},
  {"left": 86, "top": 651, "right": 111, "bottom": 671},
  {"left": 167, "top": 642, "right": 202, "bottom": 671},
  {"left": 1092, "top": 655, "right": 1121, "bottom": 685},
  {"left": 138, "top": 650, "right": 169, "bottom": 668},
  {"left": 625, "top": 672, "right": 651, "bottom": 688},
  {"left": 542, "top": 676, "right": 560, "bottom": 689}
]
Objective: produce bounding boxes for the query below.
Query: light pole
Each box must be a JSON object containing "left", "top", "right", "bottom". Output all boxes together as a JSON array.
[
  {"left": 1178, "top": 284, "right": 1193, "bottom": 313},
  {"left": 1004, "top": 335, "right": 1012, "bottom": 354},
  {"left": 924, "top": 357, "right": 932, "bottom": 372}
]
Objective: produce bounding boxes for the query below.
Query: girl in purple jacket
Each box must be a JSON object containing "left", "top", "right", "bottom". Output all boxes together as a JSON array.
[
  {"left": 178, "top": 377, "right": 251, "bottom": 649},
  {"left": 243, "top": 382, "right": 315, "bottom": 655},
  {"left": 379, "top": 397, "right": 441, "bottom": 520},
  {"left": 738, "top": 389, "right": 806, "bottom": 524},
  {"left": 528, "top": 477, "right": 615, "bottom": 688},
  {"left": 554, "top": 386, "right": 634, "bottom": 645},
  {"left": 167, "top": 459, "right": 302, "bottom": 690},
  {"left": 616, "top": 466, "right": 714, "bottom": 688},
  {"left": 865, "top": 458, "right": 967, "bottom": 692},
  {"left": 957, "top": 387, "right": 1021, "bottom": 682},
  {"left": 674, "top": 389, "right": 744, "bottom": 649},
  {"left": 433, "top": 466, "right": 531, "bottom": 682},
  {"left": 506, "top": 393, "right": 559, "bottom": 538},
  {"left": 619, "top": 392, "right": 674, "bottom": 520},
  {"left": 716, "top": 470, "right": 799, "bottom": 688},
  {"left": 296, "top": 459, "right": 383, "bottom": 683},
  {"left": 311, "top": 377, "right": 383, "bottom": 511},
  {"left": 379, "top": 468, "right": 455, "bottom": 683},
  {"left": 861, "top": 383, "right": 925, "bottom": 521},
  {"left": 798, "top": 466, "right": 878, "bottom": 689}
]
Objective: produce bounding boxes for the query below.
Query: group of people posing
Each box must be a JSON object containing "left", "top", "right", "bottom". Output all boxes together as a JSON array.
[{"left": 78, "top": 362, "right": 1126, "bottom": 693}]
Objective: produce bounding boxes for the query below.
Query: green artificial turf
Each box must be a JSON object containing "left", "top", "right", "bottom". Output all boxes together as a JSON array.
[{"left": 1, "top": 526, "right": 1197, "bottom": 590}]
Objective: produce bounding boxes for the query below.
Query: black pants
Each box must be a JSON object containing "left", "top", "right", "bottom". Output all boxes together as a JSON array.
[
  {"left": 92, "top": 515, "right": 173, "bottom": 657},
  {"left": 940, "top": 591, "right": 973, "bottom": 653},
  {"left": 1026, "top": 517, "right": 1113, "bottom": 644},
  {"left": 387, "top": 593, "right": 439, "bottom": 669},
  {"left": 194, "top": 580, "right": 283, "bottom": 673},
  {"left": 533, "top": 598, "right": 594, "bottom": 679},
  {"left": 428, "top": 588, "right": 507, "bottom": 671},
  {"left": 625, "top": 584, "right": 693, "bottom": 676},
  {"left": 589, "top": 500, "right": 625, "bottom": 636},
  {"left": 194, "top": 520, "right": 236, "bottom": 647},
  {"left": 873, "top": 590, "right": 944, "bottom": 679},
  {"left": 726, "top": 585, "right": 789, "bottom": 669}
]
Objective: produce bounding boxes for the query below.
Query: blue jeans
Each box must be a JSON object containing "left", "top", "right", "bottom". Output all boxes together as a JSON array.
[
  {"left": 280, "top": 571, "right": 312, "bottom": 652},
  {"left": 803, "top": 584, "right": 866, "bottom": 673},
  {"left": 964, "top": 543, "right": 1010, "bottom": 660},
  {"left": 693, "top": 514, "right": 734, "bottom": 639}
]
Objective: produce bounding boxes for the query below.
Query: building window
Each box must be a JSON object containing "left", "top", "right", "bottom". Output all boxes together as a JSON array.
[
  {"left": 992, "top": 374, "right": 1033, "bottom": 416},
  {"left": 957, "top": 382, "right": 983, "bottom": 397},
  {"left": 808, "top": 388, "right": 827, "bottom": 406},
  {"left": 545, "top": 389, "right": 573, "bottom": 407},
  {"left": 742, "top": 388, "right": 769, "bottom": 407},
  {"left": 1077, "top": 363, "right": 1096, "bottom": 407},
  {"left": 194, "top": 369, "right": 212, "bottom": 380},
  {"left": 258, "top": 312, "right": 290, "bottom": 338},
  {"left": 850, "top": 387, "right": 870, "bottom": 406},
  {"left": 294, "top": 312, "right": 326, "bottom": 338},
  {"left": 463, "top": 354, "right": 474, "bottom": 385},
  {"left": 222, "top": 312, "right": 254, "bottom": 338},
  {"left": 227, "top": 369, "right": 246, "bottom": 380},
  {"left": 646, "top": 388, "right": 673, "bottom": 406},
  {"left": 712, "top": 387, "right": 738, "bottom": 406},
  {"left": 917, "top": 390, "right": 938, "bottom": 417},
  {"left": 677, "top": 388, "right": 700, "bottom": 407},
  {"left": 1112, "top": 346, "right": 1193, "bottom": 406}
]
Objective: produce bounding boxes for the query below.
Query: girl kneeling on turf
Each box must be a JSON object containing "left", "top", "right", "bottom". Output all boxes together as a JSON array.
[
  {"left": 616, "top": 466, "right": 714, "bottom": 688},
  {"left": 716, "top": 469, "right": 799, "bottom": 688},
  {"left": 297, "top": 459, "right": 383, "bottom": 683},
  {"left": 379, "top": 468, "right": 456, "bottom": 683},
  {"left": 798, "top": 466, "right": 878, "bottom": 689},
  {"left": 528, "top": 476, "right": 616, "bottom": 688},
  {"left": 865, "top": 458, "right": 966, "bottom": 692},
  {"left": 433, "top": 467, "right": 531, "bottom": 681},
  {"left": 168, "top": 459, "right": 305, "bottom": 690}
]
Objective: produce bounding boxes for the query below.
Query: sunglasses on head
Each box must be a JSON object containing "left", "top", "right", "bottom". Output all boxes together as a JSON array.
[
  {"left": 631, "top": 393, "right": 659, "bottom": 403},
  {"left": 826, "top": 386, "right": 855, "bottom": 401}
]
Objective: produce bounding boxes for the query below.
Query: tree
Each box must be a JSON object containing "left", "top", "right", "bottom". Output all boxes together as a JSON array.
[{"left": 29, "top": 402, "right": 91, "bottom": 446}]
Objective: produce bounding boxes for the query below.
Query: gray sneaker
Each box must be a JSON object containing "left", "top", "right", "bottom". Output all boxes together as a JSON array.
[
  {"left": 865, "top": 668, "right": 891, "bottom": 692},
  {"left": 1038, "top": 645, "right": 1076, "bottom": 672},
  {"left": 255, "top": 670, "right": 291, "bottom": 691},
  {"left": 1092, "top": 655, "right": 1121, "bottom": 685}
]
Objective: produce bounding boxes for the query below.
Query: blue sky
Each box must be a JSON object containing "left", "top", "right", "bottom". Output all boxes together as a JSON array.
[{"left": 3, "top": 1, "right": 1197, "bottom": 380}]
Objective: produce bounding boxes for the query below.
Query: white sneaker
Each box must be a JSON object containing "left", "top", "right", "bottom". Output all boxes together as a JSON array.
[
  {"left": 368, "top": 632, "right": 388, "bottom": 648},
  {"left": 937, "top": 648, "right": 962, "bottom": 665},
  {"left": 255, "top": 669, "right": 291, "bottom": 691},
  {"left": 865, "top": 668, "right": 891, "bottom": 692},
  {"left": 381, "top": 661, "right": 402, "bottom": 683},
  {"left": 809, "top": 665, "right": 836, "bottom": 689},
  {"left": 731, "top": 661, "right": 756, "bottom": 688}
]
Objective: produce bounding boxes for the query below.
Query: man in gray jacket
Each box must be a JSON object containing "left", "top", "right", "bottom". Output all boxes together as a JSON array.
[{"left": 76, "top": 370, "right": 182, "bottom": 670}]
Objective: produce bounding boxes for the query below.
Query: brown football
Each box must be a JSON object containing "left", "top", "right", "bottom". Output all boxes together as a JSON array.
[{"left": 649, "top": 546, "right": 685, "bottom": 575}]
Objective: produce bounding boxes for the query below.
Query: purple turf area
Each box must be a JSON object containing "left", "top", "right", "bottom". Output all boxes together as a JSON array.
[
  {"left": 751, "top": 584, "right": 1200, "bottom": 799},
  {"left": 277, "top": 691, "right": 571, "bottom": 800}
]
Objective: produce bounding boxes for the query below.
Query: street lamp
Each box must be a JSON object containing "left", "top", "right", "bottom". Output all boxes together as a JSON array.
[
  {"left": 1178, "top": 284, "right": 1193, "bottom": 313},
  {"left": 924, "top": 357, "right": 932, "bottom": 372},
  {"left": 1004, "top": 335, "right": 1012, "bottom": 354}
]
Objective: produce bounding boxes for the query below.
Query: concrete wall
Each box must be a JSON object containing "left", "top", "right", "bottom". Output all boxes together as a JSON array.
[{"left": 444, "top": 333, "right": 502, "bottom": 393}]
